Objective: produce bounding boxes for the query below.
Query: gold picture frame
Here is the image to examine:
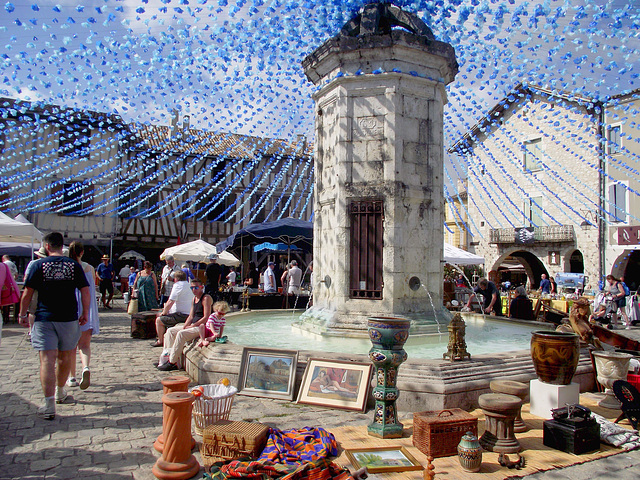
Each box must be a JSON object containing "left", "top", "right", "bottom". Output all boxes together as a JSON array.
[
  {"left": 345, "top": 446, "right": 423, "bottom": 473},
  {"left": 296, "top": 358, "right": 372, "bottom": 412},
  {"left": 237, "top": 347, "right": 298, "bottom": 401}
]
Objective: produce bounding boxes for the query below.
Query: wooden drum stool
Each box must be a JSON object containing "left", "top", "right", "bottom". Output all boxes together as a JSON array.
[
  {"left": 490, "top": 380, "right": 528, "bottom": 433},
  {"left": 478, "top": 393, "right": 522, "bottom": 454}
]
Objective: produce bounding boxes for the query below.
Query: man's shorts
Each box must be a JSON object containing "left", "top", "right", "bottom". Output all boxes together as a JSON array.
[
  {"left": 31, "top": 321, "right": 80, "bottom": 351},
  {"left": 158, "top": 312, "right": 189, "bottom": 328},
  {"left": 99, "top": 278, "right": 114, "bottom": 295}
]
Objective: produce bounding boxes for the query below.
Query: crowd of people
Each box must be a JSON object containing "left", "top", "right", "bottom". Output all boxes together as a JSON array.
[{"left": 462, "top": 272, "right": 636, "bottom": 329}]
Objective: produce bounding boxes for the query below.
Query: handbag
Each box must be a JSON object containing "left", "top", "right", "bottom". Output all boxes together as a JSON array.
[
  {"left": 0, "top": 263, "right": 21, "bottom": 306},
  {"left": 127, "top": 298, "right": 139, "bottom": 315}
]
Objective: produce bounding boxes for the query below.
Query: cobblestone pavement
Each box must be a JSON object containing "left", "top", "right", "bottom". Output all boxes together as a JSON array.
[{"left": 1, "top": 307, "right": 640, "bottom": 480}]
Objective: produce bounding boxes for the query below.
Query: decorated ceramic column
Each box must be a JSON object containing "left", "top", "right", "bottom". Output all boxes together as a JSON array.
[
  {"left": 300, "top": 2, "right": 458, "bottom": 336},
  {"left": 367, "top": 316, "right": 410, "bottom": 438},
  {"left": 154, "top": 375, "right": 194, "bottom": 453}
]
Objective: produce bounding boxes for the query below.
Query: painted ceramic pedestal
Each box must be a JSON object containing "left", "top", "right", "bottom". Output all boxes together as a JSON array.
[
  {"left": 530, "top": 331, "right": 580, "bottom": 385},
  {"left": 458, "top": 431, "right": 482, "bottom": 473},
  {"left": 593, "top": 351, "right": 632, "bottom": 409},
  {"left": 367, "top": 316, "right": 410, "bottom": 438}
]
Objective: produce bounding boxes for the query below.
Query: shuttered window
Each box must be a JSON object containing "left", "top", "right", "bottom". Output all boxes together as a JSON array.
[{"left": 350, "top": 200, "right": 383, "bottom": 299}]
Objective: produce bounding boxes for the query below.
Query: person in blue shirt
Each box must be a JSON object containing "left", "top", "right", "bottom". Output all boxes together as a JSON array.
[
  {"left": 539, "top": 274, "right": 551, "bottom": 295},
  {"left": 128, "top": 267, "right": 138, "bottom": 297},
  {"left": 96, "top": 255, "right": 115, "bottom": 309}
]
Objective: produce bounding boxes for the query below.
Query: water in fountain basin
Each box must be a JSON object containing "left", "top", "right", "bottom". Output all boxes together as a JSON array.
[{"left": 225, "top": 310, "right": 548, "bottom": 359}]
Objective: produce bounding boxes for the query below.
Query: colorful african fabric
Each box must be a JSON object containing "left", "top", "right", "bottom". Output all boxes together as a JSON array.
[
  {"left": 205, "top": 458, "right": 354, "bottom": 480},
  {"left": 258, "top": 427, "right": 339, "bottom": 465}
]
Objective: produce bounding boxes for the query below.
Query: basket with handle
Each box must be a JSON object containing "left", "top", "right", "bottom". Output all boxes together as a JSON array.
[
  {"left": 412, "top": 409, "right": 478, "bottom": 458},
  {"left": 189, "top": 384, "right": 238, "bottom": 436}
]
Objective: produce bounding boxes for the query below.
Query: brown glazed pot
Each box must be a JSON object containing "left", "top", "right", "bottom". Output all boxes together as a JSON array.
[{"left": 530, "top": 331, "right": 580, "bottom": 385}]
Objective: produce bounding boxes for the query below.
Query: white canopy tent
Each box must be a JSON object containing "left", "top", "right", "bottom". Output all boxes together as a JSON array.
[
  {"left": 160, "top": 239, "right": 240, "bottom": 267},
  {"left": 443, "top": 243, "right": 485, "bottom": 266},
  {"left": 0, "top": 213, "right": 43, "bottom": 257}
]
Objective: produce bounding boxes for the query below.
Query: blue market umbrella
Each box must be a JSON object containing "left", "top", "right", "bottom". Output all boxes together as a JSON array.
[{"left": 216, "top": 218, "right": 313, "bottom": 253}]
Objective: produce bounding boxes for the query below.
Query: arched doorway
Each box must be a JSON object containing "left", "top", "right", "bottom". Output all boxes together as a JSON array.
[
  {"left": 623, "top": 250, "right": 640, "bottom": 292},
  {"left": 494, "top": 250, "right": 548, "bottom": 290},
  {"left": 569, "top": 249, "right": 584, "bottom": 273}
]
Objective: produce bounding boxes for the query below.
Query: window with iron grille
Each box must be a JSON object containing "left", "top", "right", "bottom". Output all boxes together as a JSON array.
[{"left": 350, "top": 200, "right": 383, "bottom": 299}]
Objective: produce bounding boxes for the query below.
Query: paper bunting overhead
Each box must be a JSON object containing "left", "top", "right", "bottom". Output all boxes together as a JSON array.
[{"left": 0, "top": 0, "right": 638, "bottom": 234}]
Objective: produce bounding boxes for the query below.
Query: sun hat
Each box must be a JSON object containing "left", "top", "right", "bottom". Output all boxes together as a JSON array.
[
  {"left": 208, "top": 253, "right": 218, "bottom": 260},
  {"left": 35, "top": 246, "right": 47, "bottom": 258}
]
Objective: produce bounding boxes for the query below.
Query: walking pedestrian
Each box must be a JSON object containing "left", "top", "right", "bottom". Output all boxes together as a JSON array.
[
  {"left": 66, "top": 241, "right": 100, "bottom": 390},
  {"left": 96, "top": 254, "right": 115, "bottom": 309},
  {"left": 160, "top": 255, "right": 181, "bottom": 307},
  {"left": 18, "top": 232, "right": 90, "bottom": 420},
  {"left": 204, "top": 253, "right": 222, "bottom": 300}
]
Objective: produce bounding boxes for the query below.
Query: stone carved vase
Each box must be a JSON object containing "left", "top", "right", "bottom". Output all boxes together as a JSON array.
[
  {"left": 367, "top": 316, "right": 410, "bottom": 439},
  {"left": 530, "top": 331, "right": 580, "bottom": 385},
  {"left": 457, "top": 431, "right": 482, "bottom": 473},
  {"left": 593, "top": 351, "right": 632, "bottom": 409}
]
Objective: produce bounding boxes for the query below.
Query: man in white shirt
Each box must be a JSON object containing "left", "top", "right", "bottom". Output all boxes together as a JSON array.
[
  {"left": 263, "top": 262, "right": 277, "bottom": 293},
  {"left": 287, "top": 260, "right": 303, "bottom": 295},
  {"left": 2, "top": 255, "right": 18, "bottom": 280},
  {"left": 160, "top": 255, "right": 182, "bottom": 307},
  {"left": 118, "top": 264, "right": 131, "bottom": 294},
  {"left": 153, "top": 270, "right": 194, "bottom": 347}
]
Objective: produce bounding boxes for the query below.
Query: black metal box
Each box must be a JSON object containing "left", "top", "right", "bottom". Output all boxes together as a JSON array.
[{"left": 543, "top": 418, "right": 600, "bottom": 455}]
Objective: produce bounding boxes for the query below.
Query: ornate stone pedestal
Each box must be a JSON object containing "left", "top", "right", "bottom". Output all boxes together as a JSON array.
[
  {"left": 154, "top": 375, "right": 195, "bottom": 453},
  {"left": 478, "top": 393, "right": 522, "bottom": 454},
  {"left": 152, "top": 392, "right": 200, "bottom": 480},
  {"left": 367, "top": 316, "right": 410, "bottom": 438},
  {"left": 593, "top": 351, "right": 632, "bottom": 409}
]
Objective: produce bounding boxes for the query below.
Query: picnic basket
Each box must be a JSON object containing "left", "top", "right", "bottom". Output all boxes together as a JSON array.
[
  {"left": 189, "top": 384, "right": 238, "bottom": 436},
  {"left": 412, "top": 409, "right": 478, "bottom": 458},
  {"left": 200, "top": 420, "right": 270, "bottom": 469}
]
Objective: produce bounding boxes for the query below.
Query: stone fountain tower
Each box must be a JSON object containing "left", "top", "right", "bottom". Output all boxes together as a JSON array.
[{"left": 299, "top": 2, "right": 458, "bottom": 336}]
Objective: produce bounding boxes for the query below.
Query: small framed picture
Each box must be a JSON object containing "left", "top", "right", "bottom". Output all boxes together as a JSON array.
[
  {"left": 238, "top": 347, "right": 298, "bottom": 401},
  {"left": 296, "top": 358, "right": 372, "bottom": 412},
  {"left": 345, "top": 446, "right": 423, "bottom": 473}
]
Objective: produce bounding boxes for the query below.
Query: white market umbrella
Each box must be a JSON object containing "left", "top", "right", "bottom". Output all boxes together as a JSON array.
[
  {"left": 119, "top": 250, "right": 146, "bottom": 261},
  {"left": 160, "top": 239, "right": 240, "bottom": 267},
  {"left": 443, "top": 243, "right": 485, "bottom": 265}
]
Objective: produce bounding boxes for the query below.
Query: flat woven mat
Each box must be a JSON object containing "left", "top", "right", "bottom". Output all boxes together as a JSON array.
[{"left": 332, "top": 393, "right": 634, "bottom": 479}]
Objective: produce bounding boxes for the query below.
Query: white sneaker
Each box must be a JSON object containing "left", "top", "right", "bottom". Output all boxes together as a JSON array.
[
  {"left": 55, "top": 388, "right": 69, "bottom": 404},
  {"left": 80, "top": 368, "right": 90, "bottom": 390},
  {"left": 67, "top": 377, "right": 79, "bottom": 387},
  {"left": 37, "top": 404, "right": 55, "bottom": 420}
]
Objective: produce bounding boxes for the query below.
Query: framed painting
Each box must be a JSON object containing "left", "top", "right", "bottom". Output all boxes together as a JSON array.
[
  {"left": 238, "top": 347, "right": 298, "bottom": 401},
  {"left": 345, "top": 446, "right": 423, "bottom": 474},
  {"left": 296, "top": 358, "right": 372, "bottom": 412}
]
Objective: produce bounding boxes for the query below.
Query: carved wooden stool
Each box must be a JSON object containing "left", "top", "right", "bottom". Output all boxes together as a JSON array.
[
  {"left": 478, "top": 393, "right": 522, "bottom": 454},
  {"left": 490, "top": 380, "right": 528, "bottom": 433}
]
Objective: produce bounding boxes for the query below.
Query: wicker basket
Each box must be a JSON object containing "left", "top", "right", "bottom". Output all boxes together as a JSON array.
[
  {"left": 200, "top": 420, "right": 270, "bottom": 469},
  {"left": 412, "top": 409, "right": 478, "bottom": 458},
  {"left": 190, "top": 384, "right": 238, "bottom": 436}
]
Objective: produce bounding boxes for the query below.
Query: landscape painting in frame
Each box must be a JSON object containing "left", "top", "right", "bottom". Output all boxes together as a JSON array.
[
  {"left": 297, "top": 359, "right": 372, "bottom": 412},
  {"left": 238, "top": 348, "right": 298, "bottom": 401},
  {"left": 345, "top": 447, "right": 423, "bottom": 474}
]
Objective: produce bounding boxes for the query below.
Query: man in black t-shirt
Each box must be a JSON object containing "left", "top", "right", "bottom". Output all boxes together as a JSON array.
[
  {"left": 204, "top": 253, "right": 222, "bottom": 301},
  {"left": 466, "top": 277, "right": 502, "bottom": 316},
  {"left": 19, "top": 232, "right": 90, "bottom": 420}
]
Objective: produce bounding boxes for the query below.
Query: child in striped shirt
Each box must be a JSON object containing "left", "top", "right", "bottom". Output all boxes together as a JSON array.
[{"left": 198, "top": 301, "right": 230, "bottom": 347}]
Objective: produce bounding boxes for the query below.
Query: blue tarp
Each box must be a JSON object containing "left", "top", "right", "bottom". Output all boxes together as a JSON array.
[{"left": 253, "top": 242, "right": 302, "bottom": 253}]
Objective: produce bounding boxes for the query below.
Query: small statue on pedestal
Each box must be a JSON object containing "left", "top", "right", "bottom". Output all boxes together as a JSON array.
[{"left": 443, "top": 313, "right": 471, "bottom": 361}]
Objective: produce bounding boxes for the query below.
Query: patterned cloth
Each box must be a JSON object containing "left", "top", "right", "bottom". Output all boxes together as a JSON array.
[
  {"left": 206, "top": 458, "right": 353, "bottom": 480},
  {"left": 258, "top": 427, "right": 339, "bottom": 465},
  {"left": 204, "top": 428, "right": 353, "bottom": 480}
]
